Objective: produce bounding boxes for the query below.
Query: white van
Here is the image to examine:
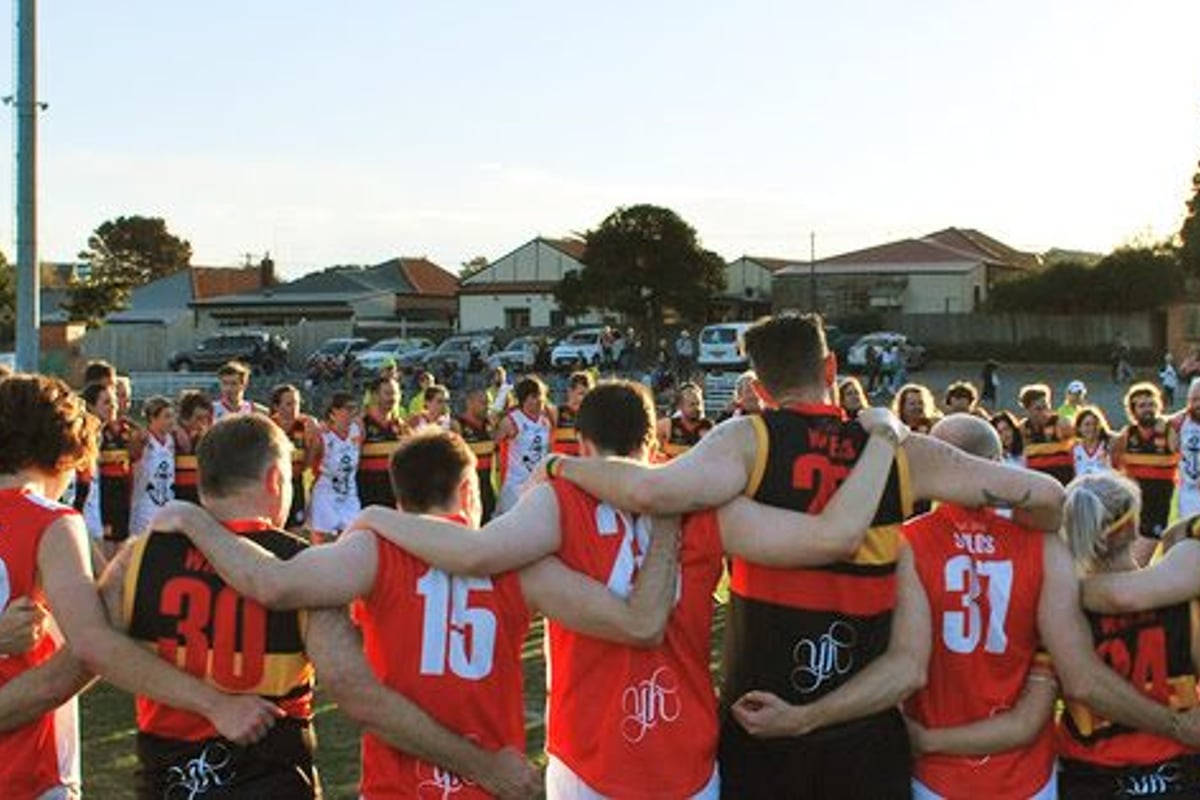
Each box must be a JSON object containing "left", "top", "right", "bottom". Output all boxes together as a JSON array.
[{"left": 698, "top": 323, "right": 752, "bottom": 371}]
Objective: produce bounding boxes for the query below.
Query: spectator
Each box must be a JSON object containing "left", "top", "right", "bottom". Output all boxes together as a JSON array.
[
  {"left": 1058, "top": 380, "right": 1088, "bottom": 421},
  {"left": 980, "top": 360, "right": 1000, "bottom": 408},
  {"left": 1160, "top": 353, "right": 1180, "bottom": 409},
  {"left": 865, "top": 344, "right": 882, "bottom": 394},
  {"left": 990, "top": 409, "right": 1025, "bottom": 467},
  {"left": 674, "top": 329, "right": 695, "bottom": 381},
  {"left": 838, "top": 376, "right": 868, "bottom": 421},
  {"left": 943, "top": 381, "right": 979, "bottom": 416}
]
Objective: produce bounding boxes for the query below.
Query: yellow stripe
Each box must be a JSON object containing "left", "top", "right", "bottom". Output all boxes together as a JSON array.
[
  {"left": 142, "top": 643, "right": 314, "bottom": 696},
  {"left": 122, "top": 537, "right": 151, "bottom": 629},
  {"left": 361, "top": 441, "right": 401, "bottom": 458},
  {"left": 553, "top": 429, "right": 578, "bottom": 443},
  {"left": 1123, "top": 453, "right": 1179, "bottom": 468},
  {"left": 1024, "top": 440, "right": 1073, "bottom": 457},
  {"left": 175, "top": 455, "right": 198, "bottom": 469},
  {"left": 468, "top": 441, "right": 496, "bottom": 456},
  {"left": 100, "top": 450, "right": 130, "bottom": 465},
  {"left": 745, "top": 416, "right": 769, "bottom": 497},
  {"left": 848, "top": 523, "right": 900, "bottom": 566},
  {"left": 895, "top": 447, "right": 914, "bottom": 519}
]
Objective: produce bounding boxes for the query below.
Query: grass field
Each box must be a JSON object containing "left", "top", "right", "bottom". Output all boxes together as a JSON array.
[{"left": 82, "top": 606, "right": 728, "bottom": 798}]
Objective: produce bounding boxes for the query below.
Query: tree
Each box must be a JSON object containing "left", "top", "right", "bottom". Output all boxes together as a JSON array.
[
  {"left": 555, "top": 205, "right": 726, "bottom": 345},
  {"left": 988, "top": 245, "right": 1181, "bottom": 313},
  {"left": 1181, "top": 158, "right": 1200, "bottom": 277},
  {"left": 67, "top": 215, "right": 192, "bottom": 323},
  {"left": 459, "top": 256, "right": 489, "bottom": 279},
  {"left": 0, "top": 252, "right": 13, "bottom": 344}
]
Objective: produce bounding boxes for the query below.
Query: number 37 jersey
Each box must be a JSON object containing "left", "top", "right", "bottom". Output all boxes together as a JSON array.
[{"left": 902, "top": 504, "right": 1054, "bottom": 799}]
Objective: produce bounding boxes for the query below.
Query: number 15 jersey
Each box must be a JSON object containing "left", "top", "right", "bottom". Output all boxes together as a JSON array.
[
  {"left": 903, "top": 504, "right": 1054, "bottom": 800},
  {"left": 357, "top": 513, "right": 531, "bottom": 799}
]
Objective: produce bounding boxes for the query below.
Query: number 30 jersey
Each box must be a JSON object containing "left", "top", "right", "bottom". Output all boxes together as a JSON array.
[
  {"left": 357, "top": 513, "right": 531, "bottom": 799},
  {"left": 903, "top": 504, "right": 1055, "bottom": 800},
  {"left": 124, "top": 522, "right": 315, "bottom": 739}
]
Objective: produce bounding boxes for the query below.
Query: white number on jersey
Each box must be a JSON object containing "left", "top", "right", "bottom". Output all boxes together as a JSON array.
[
  {"left": 942, "top": 555, "right": 1013, "bottom": 655},
  {"left": 594, "top": 502, "right": 682, "bottom": 603},
  {"left": 416, "top": 568, "right": 497, "bottom": 680}
]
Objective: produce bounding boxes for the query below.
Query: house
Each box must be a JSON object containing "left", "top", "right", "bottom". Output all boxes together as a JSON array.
[
  {"left": 457, "top": 237, "right": 606, "bottom": 332},
  {"left": 772, "top": 227, "right": 1041, "bottom": 316},
  {"left": 191, "top": 257, "right": 457, "bottom": 335},
  {"left": 716, "top": 256, "right": 795, "bottom": 321}
]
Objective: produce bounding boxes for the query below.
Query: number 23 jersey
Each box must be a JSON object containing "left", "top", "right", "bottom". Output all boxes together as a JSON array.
[{"left": 903, "top": 504, "right": 1054, "bottom": 799}]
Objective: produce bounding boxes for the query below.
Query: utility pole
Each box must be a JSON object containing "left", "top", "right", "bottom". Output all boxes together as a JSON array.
[
  {"left": 11, "top": 0, "right": 43, "bottom": 372},
  {"left": 808, "top": 231, "right": 817, "bottom": 312}
]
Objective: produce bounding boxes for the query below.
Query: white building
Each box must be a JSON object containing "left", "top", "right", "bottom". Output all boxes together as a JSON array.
[{"left": 457, "top": 237, "right": 606, "bottom": 331}]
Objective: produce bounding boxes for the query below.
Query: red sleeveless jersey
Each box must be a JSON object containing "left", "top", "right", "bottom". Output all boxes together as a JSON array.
[
  {"left": 358, "top": 513, "right": 531, "bottom": 799},
  {"left": 547, "top": 480, "right": 724, "bottom": 799},
  {"left": 0, "top": 488, "right": 78, "bottom": 799},
  {"left": 903, "top": 505, "right": 1055, "bottom": 799}
]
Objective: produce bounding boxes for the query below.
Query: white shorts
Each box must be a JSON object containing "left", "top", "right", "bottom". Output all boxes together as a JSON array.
[
  {"left": 545, "top": 755, "right": 718, "bottom": 800},
  {"left": 912, "top": 767, "right": 1056, "bottom": 800},
  {"left": 1174, "top": 482, "right": 1200, "bottom": 521},
  {"left": 308, "top": 488, "right": 361, "bottom": 535}
]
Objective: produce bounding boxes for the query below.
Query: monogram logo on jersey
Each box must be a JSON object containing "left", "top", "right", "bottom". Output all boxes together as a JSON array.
[
  {"left": 164, "top": 741, "right": 236, "bottom": 800},
  {"left": 1119, "top": 762, "right": 1181, "bottom": 796},
  {"left": 620, "top": 665, "right": 682, "bottom": 743},
  {"left": 416, "top": 761, "right": 475, "bottom": 798},
  {"left": 791, "top": 621, "right": 857, "bottom": 694}
]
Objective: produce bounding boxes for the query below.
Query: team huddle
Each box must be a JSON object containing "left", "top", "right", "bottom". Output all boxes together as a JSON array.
[{"left": 4, "top": 313, "right": 1200, "bottom": 798}]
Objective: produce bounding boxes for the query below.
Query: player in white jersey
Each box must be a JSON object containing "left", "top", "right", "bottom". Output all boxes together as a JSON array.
[
  {"left": 407, "top": 384, "right": 453, "bottom": 432},
  {"left": 494, "top": 376, "right": 552, "bottom": 514},
  {"left": 1071, "top": 406, "right": 1113, "bottom": 477},
  {"left": 308, "top": 391, "right": 363, "bottom": 543},
  {"left": 1173, "top": 378, "right": 1200, "bottom": 519},
  {"left": 128, "top": 396, "right": 177, "bottom": 538},
  {"left": 212, "top": 361, "right": 256, "bottom": 421}
]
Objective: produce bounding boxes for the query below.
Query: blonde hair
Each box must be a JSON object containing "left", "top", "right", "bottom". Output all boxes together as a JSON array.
[{"left": 1062, "top": 472, "right": 1141, "bottom": 573}]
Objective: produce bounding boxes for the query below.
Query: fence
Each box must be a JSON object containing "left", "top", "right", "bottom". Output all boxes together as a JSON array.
[{"left": 80, "top": 318, "right": 354, "bottom": 372}]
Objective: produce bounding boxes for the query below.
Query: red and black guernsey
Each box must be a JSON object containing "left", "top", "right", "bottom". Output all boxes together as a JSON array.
[
  {"left": 1021, "top": 415, "right": 1075, "bottom": 485},
  {"left": 552, "top": 404, "right": 581, "bottom": 455},
  {"left": 661, "top": 416, "right": 714, "bottom": 459},
  {"left": 274, "top": 414, "right": 311, "bottom": 527},
  {"left": 172, "top": 431, "right": 199, "bottom": 505},
  {"left": 123, "top": 520, "right": 317, "bottom": 797},
  {"left": 723, "top": 404, "right": 912, "bottom": 727},
  {"left": 358, "top": 411, "right": 404, "bottom": 507},
  {"left": 99, "top": 418, "right": 134, "bottom": 541},
  {"left": 1058, "top": 601, "right": 1198, "bottom": 768},
  {"left": 1121, "top": 419, "right": 1179, "bottom": 539}
]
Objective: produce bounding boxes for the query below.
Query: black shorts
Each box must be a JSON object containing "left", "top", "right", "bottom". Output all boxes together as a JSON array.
[
  {"left": 136, "top": 719, "right": 319, "bottom": 799},
  {"left": 719, "top": 709, "right": 910, "bottom": 800},
  {"left": 100, "top": 477, "right": 130, "bottom": 542},
  {"left": 357, "top": 471, "right": 394, "bottom": 508},
  {"left": 1060, "top": 754, "right": 1200, "bottom": 799},
  {"left": 287, "top": 476, "right": 307, "bottom": 529},
  {"left": 477, "top": 468, "right": 496, "bottom": 524}
]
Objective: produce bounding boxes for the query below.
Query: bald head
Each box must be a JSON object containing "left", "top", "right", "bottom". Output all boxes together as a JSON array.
[{"left": 930, "top": 413, "right": 1002, "bottom": 461}]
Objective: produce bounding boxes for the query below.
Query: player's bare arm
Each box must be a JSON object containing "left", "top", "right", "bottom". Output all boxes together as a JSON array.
[
  {"left": 903, "top": 434, "right": 1065, "bottom": 531},
  {"left": 355, "top": 482, "right": 563, "bottom": 576},
  {"left": 71, "top": 516, "right": 284, "bottom": 745},
  {"left": 1081, "top": 538, "right": 1200, "bottom": 615},
  {"left": 556, "top": 416, "right": 758, "bottom": 515},
  {"left": 519, "top": 514, "right": 682, "bottom": 647},
  {"left": 150, "top": 501, "right": 375, "bottom": 609},
  {"left": 732, "top": 542, "right": 931, "bottom": 737},
  {"left": 1038, "top": 533, "right": 1200, "bottom": 745},
  {"left": 906, "top": 667, "right": 1058, "bottom": 757},
  {"left": 304, "top": 609, "right": 540, "bottom": 800},
  {"left": 717, "top": 426, "right": 900, "bottom": 566}
]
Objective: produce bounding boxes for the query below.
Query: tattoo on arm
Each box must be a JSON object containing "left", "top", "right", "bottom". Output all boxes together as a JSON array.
[{"left": 982, "top": 488, "right": 1033, "bottom": 508}]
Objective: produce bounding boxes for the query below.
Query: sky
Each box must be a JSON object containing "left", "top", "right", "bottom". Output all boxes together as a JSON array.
[{"left": 1, "top": 1, "right": 1199, "bottom": 280}]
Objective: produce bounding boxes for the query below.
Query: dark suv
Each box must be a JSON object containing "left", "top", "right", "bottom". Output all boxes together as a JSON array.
[{"left": 169, "top": 331, "right": 289, "bottom": 374}]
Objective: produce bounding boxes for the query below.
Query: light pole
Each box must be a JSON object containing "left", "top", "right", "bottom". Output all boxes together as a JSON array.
[
  {"left": 10, "top": 0, "right": 44, "bottom": 372},
  {"left": 808, "top": 231, "right": 816, "bottom": 312}
]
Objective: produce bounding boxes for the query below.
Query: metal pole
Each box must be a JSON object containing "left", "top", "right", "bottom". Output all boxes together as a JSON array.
[
  {"left": 808, "top": 231, "right": 816, "bottom": 312},
  {"left": 13, "top": 0, "right": 39, "bottom": 372}
]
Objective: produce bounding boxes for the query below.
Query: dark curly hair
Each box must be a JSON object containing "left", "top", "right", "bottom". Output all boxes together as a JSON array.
[{"left": 0, "top": 374, "right": 99, "bottom": 475}]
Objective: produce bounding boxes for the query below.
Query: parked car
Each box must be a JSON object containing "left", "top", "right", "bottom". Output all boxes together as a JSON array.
[
  {"left": 845, "top": 332, "right": 927, "bottom": 371},
  {"left": 697, "top": 322, "right": 752, "bottom": 371},
  {"left": 305, "top": 337, "right": 370, "bottom": 381},
  {"left": 169, "top": 331, "right": 289, "bottom": 374},
  {"left": 353, "top": 337, "right": 435, "bottom": 376},
  {"left": 824, "top": 324, "right": 857, "bottom": 362},
  {"left": 487, "top": 335, "right": 547, "bottom": 373},
  {"left": 550, "top": 328, "right": 625, "bottom": 369},
  {"left": 423, "top": 334, "right": 496, "bottom": 376}
]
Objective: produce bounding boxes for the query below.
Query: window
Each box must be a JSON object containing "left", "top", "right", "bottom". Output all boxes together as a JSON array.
[
  {"left": 505, "top": 307, "right": 531, "bottom": 330},
  {"left": 549, "top": 310, "right": 566, "bottom": 327}
]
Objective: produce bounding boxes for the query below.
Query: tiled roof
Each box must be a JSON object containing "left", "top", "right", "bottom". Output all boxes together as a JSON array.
[
  {"left": 191, "top": 266, "right": 266, "bottom": 300},
  {"left": 776, "top": 227, "right": 1039, "bottom": 276},
  {"left": 397, "top": 257, "right": 458, "bottom": 297},
  {"left": 544, "top": 238, "right": 586, "bottom": 261}
]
